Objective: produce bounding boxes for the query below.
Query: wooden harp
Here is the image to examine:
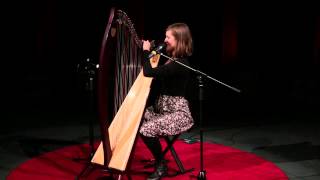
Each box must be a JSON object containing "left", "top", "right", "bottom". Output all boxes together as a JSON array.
[{"left": 90, "top": 8, "right": 159, "bottom": 172}]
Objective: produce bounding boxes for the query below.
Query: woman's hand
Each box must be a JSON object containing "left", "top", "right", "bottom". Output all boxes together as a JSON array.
[{"left": 142, "top": 40, "right": 151, "bottom": 51}]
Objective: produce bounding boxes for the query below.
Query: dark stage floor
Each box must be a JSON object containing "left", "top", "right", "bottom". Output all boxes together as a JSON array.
[{"left": 1, "top": 112, "right": 319, "bottom": 179}]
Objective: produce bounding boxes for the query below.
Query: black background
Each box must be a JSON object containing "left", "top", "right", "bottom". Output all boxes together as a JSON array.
[{"left": 2, "top": 0, "right": 319, "bottom": 132}]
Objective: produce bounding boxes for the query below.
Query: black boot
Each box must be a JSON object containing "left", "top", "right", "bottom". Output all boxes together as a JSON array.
[{"left": 147, "top": 160, "right": 168, "bottom": 180}]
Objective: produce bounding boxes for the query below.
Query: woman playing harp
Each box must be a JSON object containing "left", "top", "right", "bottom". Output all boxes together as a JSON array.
[
  {"left": 140, "top": 22, "right": 194, "bottom": 180},
  {"left": 91, "top": 9, "right": 193, "bottom": 180}
]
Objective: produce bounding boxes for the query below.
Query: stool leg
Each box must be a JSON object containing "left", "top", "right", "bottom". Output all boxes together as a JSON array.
[
  {"left": 162, "top": 136, "right": 179, "bottom": 155},
  {"left": 160, "top": 135, "right": 195, "bottom": 176},
  {"left": 169, "top": 145, "right": 186, "bottom": 173},
  {"left": 163, "top": 136, "right": 186, "bottom": 173}
]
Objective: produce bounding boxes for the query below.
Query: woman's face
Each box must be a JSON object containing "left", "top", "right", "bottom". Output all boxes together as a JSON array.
[{"left": 164, "top": 30, "right": 177, "bottom": 53}]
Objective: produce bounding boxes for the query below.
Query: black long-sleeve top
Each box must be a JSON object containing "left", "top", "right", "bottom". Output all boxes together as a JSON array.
[{"left": 143, "top": 51, "right": 191, "bottom": 97}]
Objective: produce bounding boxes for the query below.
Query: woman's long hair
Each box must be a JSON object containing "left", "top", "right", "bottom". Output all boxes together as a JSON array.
[{"left": 166, "top": 23, "right": 193, "bottom": 58}]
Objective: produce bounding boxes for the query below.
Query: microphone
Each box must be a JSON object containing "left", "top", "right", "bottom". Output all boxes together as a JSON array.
[{"left": 148, "top": 43, "right": 166, "bottom": 58}]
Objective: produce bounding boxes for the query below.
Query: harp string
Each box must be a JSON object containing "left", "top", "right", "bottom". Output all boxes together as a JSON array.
[{"left": 113, "top": 10, "right": 143, "bottom": 116}]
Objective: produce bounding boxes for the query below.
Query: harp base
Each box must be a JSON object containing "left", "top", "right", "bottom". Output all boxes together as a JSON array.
[{"left": 75, "top": 163, "right": 132, "bottom": 180}]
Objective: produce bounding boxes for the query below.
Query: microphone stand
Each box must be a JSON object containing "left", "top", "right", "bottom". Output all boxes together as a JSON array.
[
  {"left": 76, "top": 58, "right": 99, "bottom": 159},
  {"left": 85, "top": 59, "right": 98, "bottom": 158},
  {"left": 159, "top": 53, "right": 241, "bottom": 180},
  {"left": 74, "top": 58, "right": 101, "bottom": 180}
]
